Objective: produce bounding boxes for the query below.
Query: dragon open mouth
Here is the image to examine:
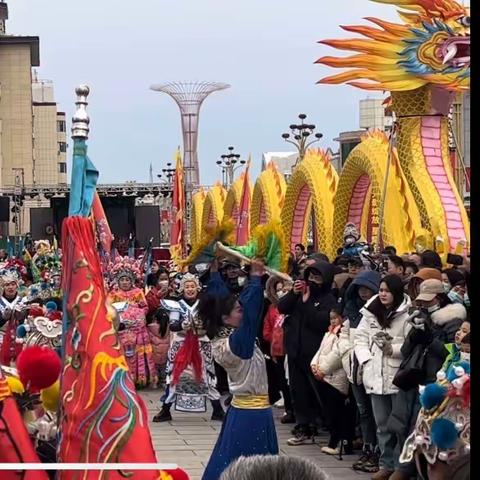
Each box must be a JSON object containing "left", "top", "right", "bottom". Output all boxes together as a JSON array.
[{"left": 441, "top": 37, "right": 470, "bottom": 67}]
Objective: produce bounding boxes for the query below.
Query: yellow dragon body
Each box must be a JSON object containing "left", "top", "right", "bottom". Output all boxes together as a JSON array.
[{"left": 317, "top": 0, "right": 470, "bottom": 253}]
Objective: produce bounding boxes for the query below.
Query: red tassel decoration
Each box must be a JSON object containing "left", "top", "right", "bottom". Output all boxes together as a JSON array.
[
  {"left": 0, "top": 319, "right": 23, "bottom": 365},
  {"left": 171, "top": 330, "right": 203, "bottom": 386},
  {"left": 461, "top": 377, "right": 470, "bottom": 407},
  {"left": 16, "top": 346, "right": 61, "bottom": 391}
]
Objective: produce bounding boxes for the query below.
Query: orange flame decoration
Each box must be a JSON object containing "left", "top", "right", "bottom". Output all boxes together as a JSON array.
[{"left": 316, "top": 0, "right": 469, "bottom": 91}]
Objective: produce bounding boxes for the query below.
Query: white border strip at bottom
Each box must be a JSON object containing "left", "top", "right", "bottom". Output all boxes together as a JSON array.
[{"left": 0, "top": 464, "right": 178, "bottom": 470}]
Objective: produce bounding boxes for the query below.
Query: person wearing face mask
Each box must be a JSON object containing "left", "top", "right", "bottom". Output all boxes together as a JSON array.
[
  {"left": 389, "top": 279, "right": 466, "bottom": 480},
  {"left": 278, "top": 260, "right": 337, "bottom": 445},
  {"left": 146, "top": 268, "right": 171, "bottom": 318},
  {"left": 153, "top": 273, "right": 224, "bottom": 423},
  {"left": 217, "top": 260, "right": 246, "bottom": 294},
  {"left": 262, "top": 277, "right": 294, "bottom": 424},
  {"left": 341, "top": 223, "right": 368, "bottom": 258},
  {"left": 441, "top": 268, "right": 465, "bottom": 294},
  {"left": 330, "top": 270, "right": 382, "bottom": 473},
  {"left": 401, "top": 279, "right": 467, "bottom": 387},
  {"left": 406, "top": 267, "right": 442, "bottom": 302},
  {"left": 442, "top": 268, "right": 470, "bottom": 309}
]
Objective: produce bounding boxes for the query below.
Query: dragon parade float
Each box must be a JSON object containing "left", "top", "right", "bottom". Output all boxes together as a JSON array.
[{"left": 191, "top": 0, "right": 470, "bottom": 263}]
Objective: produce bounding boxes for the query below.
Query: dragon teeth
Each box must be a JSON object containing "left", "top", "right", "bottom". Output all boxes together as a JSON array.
[{"left": 443, "top": 43, "right": 458, "bottom": 65}]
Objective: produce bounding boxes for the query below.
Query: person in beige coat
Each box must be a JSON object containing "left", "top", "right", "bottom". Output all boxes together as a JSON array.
[
  {"left": 354, "top": 275, "right": 412, "bottom": 480},
  {"left": 311, "top": 307, "right": 356, "bottom": 455}
]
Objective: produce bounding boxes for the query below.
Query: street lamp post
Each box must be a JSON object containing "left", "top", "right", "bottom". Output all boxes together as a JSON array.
[
  {"left": 157, "top": 162, "right": 176, "bottom": 244},
  {"left": 216, "top": 146, "right": 246, "bottom": 189},
  {"left": 157, "top": 162, "right": 176, "bottom": 187},
  {"left": 281, "top": 113, "right": 323, "bottom": 165},
  {"left": 282, "top": 114, "right": 323, "bottom": 251}
]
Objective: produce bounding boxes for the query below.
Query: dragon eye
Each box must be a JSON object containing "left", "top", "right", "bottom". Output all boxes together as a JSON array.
[{"left": 459, "top": 16, "right": 470, "bottom": 27}]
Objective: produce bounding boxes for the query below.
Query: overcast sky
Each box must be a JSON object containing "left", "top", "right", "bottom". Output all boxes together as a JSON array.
[{"left": 9, "top": 0, "right": 406, "bottom": 184}]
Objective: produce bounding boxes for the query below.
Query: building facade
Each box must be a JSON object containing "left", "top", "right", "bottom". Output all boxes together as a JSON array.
[
  {"left": 334, "top": 98, "right": 392, "bottom": 170},
  {"left": 0, "top": 2, "right": 67, "bottom": 236},
  {"left": 0, "top": 35, "right": 39, "bottom": 186},
  {"left": 359, "top": 98, "right": 393, "bottom": 131},
  {"left": 32, "top": 77, "right": 68, "bottom": 185},
  {"left": 451, "top": 92, "right": 470, "bottom": 202}
]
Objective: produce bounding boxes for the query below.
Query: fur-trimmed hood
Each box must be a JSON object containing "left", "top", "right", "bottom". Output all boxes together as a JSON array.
[
  {"left": 430, "top": 303, "right": 467, "bottom": 326},
  {"left": 265, "top": 276, "right": 283, "bottom": 305}
]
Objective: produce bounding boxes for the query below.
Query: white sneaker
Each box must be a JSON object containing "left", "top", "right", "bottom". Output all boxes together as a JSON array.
[{"left": 321, "top": 446, "right": 340, "bottom": 455}]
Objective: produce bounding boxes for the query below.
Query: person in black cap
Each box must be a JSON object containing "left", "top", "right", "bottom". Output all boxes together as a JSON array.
[{"left": 219, "top": 259, "right": 247, "bottom": 295}]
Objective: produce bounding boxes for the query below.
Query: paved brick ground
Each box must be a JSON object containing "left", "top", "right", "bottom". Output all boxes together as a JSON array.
[{"left": 143, "top": 390, "right": 370, "bottom": 480}]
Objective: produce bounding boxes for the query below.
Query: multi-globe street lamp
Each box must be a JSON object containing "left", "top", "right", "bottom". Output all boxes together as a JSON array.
[
  {"left": 216, "top": 146, "right": 246, "bottom": 189},
  {"left": 282, "top": 114, "right": 323, "bottom": 250},
  {"left": 157, "top": 162, "right": 176, "bottom": 187},
  {"left": 281, "top": 113, "right": 323, "bottom": 164}
]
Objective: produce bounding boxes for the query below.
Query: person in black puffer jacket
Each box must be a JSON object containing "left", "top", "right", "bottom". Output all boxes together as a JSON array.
[
  {"left": 278, "top": 260, "right": 336, "bottom": 445},
  {"left": 342, "top": 270, "right": 382, "bottom": 473}
]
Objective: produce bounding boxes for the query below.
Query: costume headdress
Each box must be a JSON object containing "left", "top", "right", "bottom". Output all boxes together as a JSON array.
[
  {"left": 4, "top": 258, "right": 28, "bottom": 281},
  {"left": 29, "top": 240, "right": 61, "bottom": 284},
  {"left": 400, "top": 362, "right": 470, "bottom": 466},
  {"left": 0, "top": 269, "right": 21, "bottom": 286},
  {"left": 179, "top": 272, "right": 201, "bottom": 292},
  {"left": 110, "top": 256, "right": 143, "bottom": 287}
]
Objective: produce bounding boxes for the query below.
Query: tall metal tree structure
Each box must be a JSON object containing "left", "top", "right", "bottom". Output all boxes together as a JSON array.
[{"left": 150, "top": 81, "right": 230, "bottom": 192}]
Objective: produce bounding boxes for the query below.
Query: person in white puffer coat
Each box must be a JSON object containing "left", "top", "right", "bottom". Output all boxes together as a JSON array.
[
  {"left": 354, "top": 274, "right": 412, "bottom": 480},
  {"left": 318, "top": 270, "right": 381, "bottom": 473},
  {"left": 311, "top": 307, "right": 356, "bottom": 455}
]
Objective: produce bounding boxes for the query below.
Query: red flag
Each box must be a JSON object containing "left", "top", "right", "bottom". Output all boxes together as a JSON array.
[
  {"left": 170, "top": 149, "right": 185, "bottom": 261},
  {"left": 236, "top": 157, "right": 251, "bottom": 245},
  {"left": 58, "top": 216, "right": 187, "bottom": 480},
  {"left": 0, "top": 373, "right": 49, "bottom": 479},
  {"left": 91, "top": 192, "right": 113, "bottom": 254}
]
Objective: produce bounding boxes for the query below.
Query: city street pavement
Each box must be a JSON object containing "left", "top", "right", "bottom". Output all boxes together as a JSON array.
[{"left": 143, "top": 389, "right": 370, "bottom": 480}]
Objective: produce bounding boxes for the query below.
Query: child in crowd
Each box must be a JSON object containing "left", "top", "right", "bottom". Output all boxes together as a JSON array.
[
  {"left": 311, "top": 307, "right": 355, "bottom": 455},
  {"left": 443, "top": 320, "right": 470, "bottom": 373},
  {"left": 147, "top": 309, "right": 171, "bottom": 388}
]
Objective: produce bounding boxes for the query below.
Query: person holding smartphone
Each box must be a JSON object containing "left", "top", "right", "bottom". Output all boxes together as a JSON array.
[
  {"left": 354, "top": 275, "right": 412, "bottom": 480},
  {"left": 278, "top": 260, "right": 337, "bottom": 446}
]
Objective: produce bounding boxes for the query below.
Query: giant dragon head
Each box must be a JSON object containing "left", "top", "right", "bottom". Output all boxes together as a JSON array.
[{"left": 316, "top": 0, "right": 470, "bottom": 91}]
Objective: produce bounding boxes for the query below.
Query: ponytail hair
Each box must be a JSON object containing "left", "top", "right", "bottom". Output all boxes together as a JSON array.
[{"left": 198, "top": 292, "right": 237, "bottom": 339}]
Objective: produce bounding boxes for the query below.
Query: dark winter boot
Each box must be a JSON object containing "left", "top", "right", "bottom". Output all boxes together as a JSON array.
[
  {"left": 281, "top": 411, "right": 296, "bottom": 424},
  {"left": 152, "top": 403, "right": 172, "bottom": 422},
  {"left": 210, "top": 399, "right": 225, "bottom": 421}
]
